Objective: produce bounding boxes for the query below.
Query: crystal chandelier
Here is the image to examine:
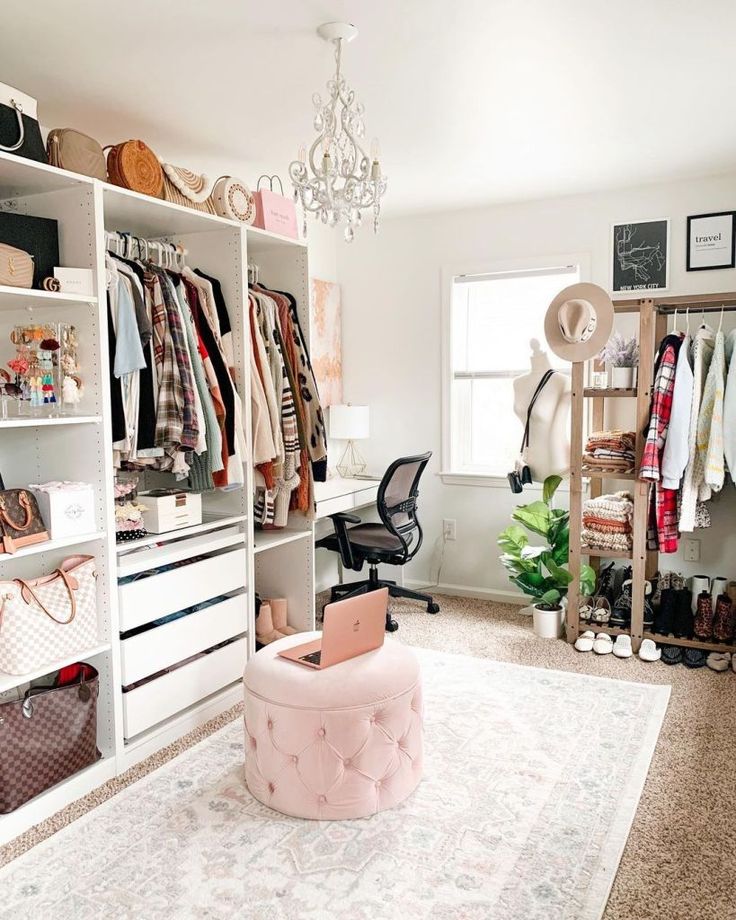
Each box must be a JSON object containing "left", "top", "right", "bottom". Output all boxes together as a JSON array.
[{"left": 289, "top": 22, "right": 387, "bottom": 243}]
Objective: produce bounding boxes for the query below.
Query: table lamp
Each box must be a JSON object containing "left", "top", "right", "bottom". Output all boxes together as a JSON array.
[{"left": 328, "top": 404, "right": 370, "bottom": 478}]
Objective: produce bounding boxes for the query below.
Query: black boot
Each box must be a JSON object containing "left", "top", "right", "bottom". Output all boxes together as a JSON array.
[
  {"left": 655, "top": 588, "right": 675, "bottom": 636},
  {"left": 672, "top": 589, "right": 694, "bottom": 639}
]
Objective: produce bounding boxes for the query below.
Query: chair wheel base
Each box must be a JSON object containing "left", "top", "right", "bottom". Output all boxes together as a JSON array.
[
  {"left": 386, "top": 617, "right": 399, "bottom": 632},
  {"left": 427, "top": 602, "right": 440, "bottom": 614}
]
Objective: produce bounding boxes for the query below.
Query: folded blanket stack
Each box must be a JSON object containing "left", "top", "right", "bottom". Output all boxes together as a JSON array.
[
  {"left": 582, "top": 491, "right": 634, "bottom": 552},
  {"left": 583, "top": 430, "right": 636, "bottom": 473}
]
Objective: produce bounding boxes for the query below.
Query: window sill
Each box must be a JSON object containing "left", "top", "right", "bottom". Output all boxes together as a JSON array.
[{"left": 438, "top": 471, "right": 571, "bottom": 491}]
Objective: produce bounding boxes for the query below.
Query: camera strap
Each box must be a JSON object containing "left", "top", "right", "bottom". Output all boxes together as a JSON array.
[{"left": 520, "top": 369, "right": 555, "bottom": 457}]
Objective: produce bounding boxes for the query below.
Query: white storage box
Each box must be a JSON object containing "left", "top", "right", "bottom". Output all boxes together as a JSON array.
[
  {"left": 28, "top": 481, "right": 96, "bottom": 539},
  {"left": 140, "top": 489, "right": 202, "bottom": 534}
]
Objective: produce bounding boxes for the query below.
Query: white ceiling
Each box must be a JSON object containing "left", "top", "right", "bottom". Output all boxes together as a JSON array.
[{"left": 3, "top": 0, "right": 736, "bottom": 215}]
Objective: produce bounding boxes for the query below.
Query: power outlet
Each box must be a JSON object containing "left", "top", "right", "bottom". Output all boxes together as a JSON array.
[
  {"left": 442, "top": 519, "right": 457, "bottom": 541},
  {"left": 683, "top": 538, "right": 701, "bottom": 562}
]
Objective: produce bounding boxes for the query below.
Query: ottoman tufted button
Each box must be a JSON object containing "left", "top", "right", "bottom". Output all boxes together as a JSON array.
[
  {"left": 268, "top": 782, "right": 275, "bottom": 794},
  {"left": 369, "top": 715, "right": 376, "bottom": 724},
  {"left": 343, "top": 757, "right": 351, "bottom": 767},
  {"left": 375, "top": 780, "right": 382, "bottom": 789},
  {"left": 318, "top": 795, "right": 327, "bottom": 804},
  {"left": 267, "top": 719, "right": 273, "bottom": 730},
  {"left": 250, "top": 737, "right": 257, "bottom": 749},
  {"left": 292, "top": 755, "right": 299, "bottom": 765},
  {"left": 318, "top": 727, "right": 326, "bottom": 737}
]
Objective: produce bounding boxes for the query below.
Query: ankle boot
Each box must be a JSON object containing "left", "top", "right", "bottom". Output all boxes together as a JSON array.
[
  {"left": 672, "top": 589, "right": 694, "bottom": 639},
  {"left": 694, "top": 591, "right": 714, "bottom": 642},
  {"left": 255, "top": 602, "right": 283, "bottom": 644},
  {"left": 268, "top": 598, "right": 298, "bottom": 636},
  {"left": 727, "top": 581, "right": 736, "bottom": 607},
  {"left": 713, "top": 595, "right": 735, "bottom": 643},
  {"left": 655, "top": 588, "right": 675, "bottom": 636}
]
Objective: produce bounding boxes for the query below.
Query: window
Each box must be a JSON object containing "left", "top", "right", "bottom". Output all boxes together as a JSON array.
[{"left": 444, "top": 263, "right": 579, "bottom": 481}]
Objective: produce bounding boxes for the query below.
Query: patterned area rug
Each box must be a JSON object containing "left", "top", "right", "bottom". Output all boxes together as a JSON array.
[{"left": 0, "top": 648, "right": 669, "bottom": 920}]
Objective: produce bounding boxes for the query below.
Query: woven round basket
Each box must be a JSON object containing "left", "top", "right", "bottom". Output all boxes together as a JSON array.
[{"left": 107, "top": 140, "right": 164, "bottom": 199}]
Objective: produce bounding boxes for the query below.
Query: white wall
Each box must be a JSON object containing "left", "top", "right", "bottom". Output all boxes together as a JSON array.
[{"left": 337, "top": 171, "right": 736, "bottom": 600}]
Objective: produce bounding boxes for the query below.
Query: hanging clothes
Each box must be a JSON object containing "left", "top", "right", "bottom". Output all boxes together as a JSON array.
[
  {"left": 661, "top": 332, "right": 694, "bottom": 489},
  {"left": 679, "top": 325, "right": 715, "bottom": 532},
  {"left": 699, "top": 328, "right": 726, "bottom": 494},
  {"left": 723, "top": 329, "right": 736, "bottom": 479},
  {"left": 640, "top": 333, "right": 682, "bottom": 553}
]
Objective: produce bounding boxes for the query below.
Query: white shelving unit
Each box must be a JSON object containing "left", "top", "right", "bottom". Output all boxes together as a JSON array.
[{"left": 0, "top": 150, "right": 318, "bottom": 846}]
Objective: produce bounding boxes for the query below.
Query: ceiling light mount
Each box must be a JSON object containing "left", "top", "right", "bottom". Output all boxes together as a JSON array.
[{"left": 289, "top": 21, "right": 387, "bottom": 242}]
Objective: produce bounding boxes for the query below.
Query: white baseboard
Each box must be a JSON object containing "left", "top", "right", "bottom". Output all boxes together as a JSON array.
[{"left": 405, "top": 578, "right": 527, "bottom": 606}]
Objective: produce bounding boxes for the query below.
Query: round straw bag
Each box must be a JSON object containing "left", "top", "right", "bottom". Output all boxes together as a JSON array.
[
  {"left": 212, "top": 176, "right": 256, "bottom": 224},
  {"left": 105, "top": 140, "right": 164, "bottom": 198}
]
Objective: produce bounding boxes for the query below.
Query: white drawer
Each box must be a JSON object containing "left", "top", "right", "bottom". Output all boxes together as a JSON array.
[
  {"left": 316, "top": 493, "right": 357, "bottom": 518},
  {"left": 120, "top": 594, "right": 247, "bottom": 685},
  {"left": 123, "top": 637, "right": 246, "bottom": 739},
  {"left": 353, "top": 486, "right": 379, "bottom": 507},
  {"left": 118, "top": 547, "right": 246, "bottom": 631}
]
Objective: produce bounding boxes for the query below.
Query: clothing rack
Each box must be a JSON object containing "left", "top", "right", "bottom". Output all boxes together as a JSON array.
[
  {"left": 566, "top": 292, "right": 736, "bottom": 654},
  {"left": 105, "top": 230, "right": 188, "bottom": 270}
]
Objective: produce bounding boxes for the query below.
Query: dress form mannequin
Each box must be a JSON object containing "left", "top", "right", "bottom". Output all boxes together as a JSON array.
[{"left": 512, "top": 339, "right": 571, "bottom": 480}]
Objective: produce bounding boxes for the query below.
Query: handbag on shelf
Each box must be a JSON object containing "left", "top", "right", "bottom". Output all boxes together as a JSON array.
[
  {"left": 0, "top": 488, "right": 49, "bottom": 553},
  {"left": 0, "top": 82, "right": 46, "bottom": 163},
  {"left": 253, "top": 174, "right": 298, "bottom": 238},
  {"left": 105, "top": 140, "right": 164, "bottom": 198},
  {"left": 0, "top": 211, "right": 60, "bottom": 288},
  {"left": 0, "top": 242, "right": 34, "bottom": 288},
  {"left": 47, "top": 128, "right": 107, "bottom": 181},
  {"left": 211, "top": 176, "right": 256, "bottom": 223},
  {"left": 0, "top": 662, "right": 100, "bottom": 814},
  {"left": 0, "top": 554, "right": 98, "bottom": 674},
  {"left": 160, "top": 162, "right": 216, "bottom": 214}
]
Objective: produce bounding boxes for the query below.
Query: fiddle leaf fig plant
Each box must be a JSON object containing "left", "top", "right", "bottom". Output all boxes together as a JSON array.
[{"left": 498, "top": 475, "right": 595, "bottom": 610}]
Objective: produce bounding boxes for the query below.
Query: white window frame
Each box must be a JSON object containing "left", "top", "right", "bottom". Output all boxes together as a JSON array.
[{"left": 440, "top": 253, "right": 591, "bottom": 488}]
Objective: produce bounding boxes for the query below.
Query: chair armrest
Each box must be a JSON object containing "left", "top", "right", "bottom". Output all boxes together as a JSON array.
[{"left": 327, "top": 512, "right": 362, "bottom": 570}]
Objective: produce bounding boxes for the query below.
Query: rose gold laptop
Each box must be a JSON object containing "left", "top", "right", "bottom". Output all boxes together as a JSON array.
[{"left": 278, "top": 588, "right": 388, "bottom": 669}]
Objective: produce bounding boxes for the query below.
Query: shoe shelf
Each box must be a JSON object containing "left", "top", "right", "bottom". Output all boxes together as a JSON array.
[
  {"left": 580, "top": 624, "right": 631, "bottom": 637},
  {"left": 643, "top": 633, "right": 736, "bottom": 654}
]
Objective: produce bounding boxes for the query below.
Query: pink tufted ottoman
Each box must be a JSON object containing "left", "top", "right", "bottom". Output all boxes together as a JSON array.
[{"left": 243, "top": 632, "right": 423, "bottom": 819}]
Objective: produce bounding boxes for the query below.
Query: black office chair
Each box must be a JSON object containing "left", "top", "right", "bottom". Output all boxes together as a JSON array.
[{"left": 316, "top": 452, "right": 439, "bottom": 632}]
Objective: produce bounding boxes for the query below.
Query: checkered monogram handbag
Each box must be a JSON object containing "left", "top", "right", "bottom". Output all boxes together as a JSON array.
[
  {"left": 0, "top": 555, "right": 98, "bottom": 675},
  {"left": 0, "top": 663, "right": 100, "bottom": 813}
]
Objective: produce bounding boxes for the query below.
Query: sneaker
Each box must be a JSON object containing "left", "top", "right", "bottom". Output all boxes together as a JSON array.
[
  {"left": 662, "top": 645, "right": 684, "bottom": 665},
  {"left": 706, "top": 652, "right": 731, "bottom": 672},
  {"left": 613, "top": 635, "right": 633, "bottom": 658},
  {"left": 672, "top": 589, "right": 694, "bottom": 639},
  {"left": 693, "top": 591, "right": 714, "bottom": 642},
  {"left": 596, "top": 562, "right": 617, "bottom": 604},
  {"left": 611, "top": 581, "right": 632, "bottom": 629},
  {"left": 712, "top": 595, "right": 735, "bottom": 643},
  {"left": 639, "top": 638, "right": 662, "bottom": 662},
  {"left": 591, "top": 597, "right": 611, "bottom": 625},
  {"left": 683, "top": 648, "right": 708, "bottom": 669}
]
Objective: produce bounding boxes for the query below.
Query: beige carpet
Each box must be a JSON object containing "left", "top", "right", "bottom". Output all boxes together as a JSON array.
[{"left": 2, "top": 592, "right": 735, "bottom": 920}]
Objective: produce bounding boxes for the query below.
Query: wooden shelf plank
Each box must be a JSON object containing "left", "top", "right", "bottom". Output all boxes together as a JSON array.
[
  {"left": 577, "top": 624, "right": 631, "bottom": 637},
  {"left": 581, "top": 468, "right": 637, "bottom": 480},
  {"left": 643, "top": 633, "right": 736, "bottom": 654},
  {"left": 583, "top": 388, "right": 637, "bottom": 398},
  {"left": 581, "top": 546, "right": 633, "bottom": 559}
]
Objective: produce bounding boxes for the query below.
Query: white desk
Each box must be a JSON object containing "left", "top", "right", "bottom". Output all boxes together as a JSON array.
[
  {"left": 313, "top": 476, "right": 398, "bottom": 588},
  {"left": 314, "top": 476, "right": 381, "bottom": 519}
]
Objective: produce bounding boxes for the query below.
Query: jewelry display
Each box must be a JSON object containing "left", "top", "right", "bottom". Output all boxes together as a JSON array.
[{"left": 5, "top": 322, "right": 81, "bottom": 416}]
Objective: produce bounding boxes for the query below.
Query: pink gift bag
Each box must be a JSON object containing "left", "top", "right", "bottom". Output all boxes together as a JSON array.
[{"left": 253, "top": 175, "right": 298, "bottom": 239}]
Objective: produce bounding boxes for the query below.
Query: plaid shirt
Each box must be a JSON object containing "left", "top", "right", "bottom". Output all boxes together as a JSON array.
[
  {"left": 641, "top": 335, "right": 683, "bottom": 552},
  {"left": 147, "top": 273, "right": 184, "bottom": 470}
]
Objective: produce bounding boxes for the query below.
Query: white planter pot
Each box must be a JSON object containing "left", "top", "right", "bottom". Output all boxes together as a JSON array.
[
  {"left": 610, "top": 366, "right": 636, "bottom": 389},
  {"left": 532, "top": 604, "right": 564, "bottom": 639}
]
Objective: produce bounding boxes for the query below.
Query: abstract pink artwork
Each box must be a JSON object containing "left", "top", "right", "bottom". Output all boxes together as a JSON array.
[{"left": 310, "top": 278, "right": 343, "bottom": 406}]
